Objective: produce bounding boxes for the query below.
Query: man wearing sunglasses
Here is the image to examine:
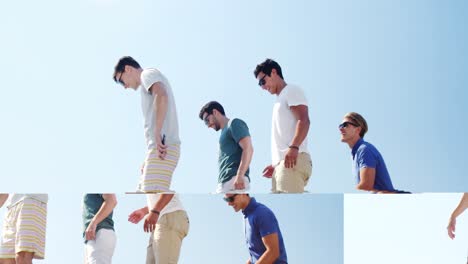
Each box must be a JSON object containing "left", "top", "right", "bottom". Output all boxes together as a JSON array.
[
  {"left": 199, "top": 101, "right": 253, "bottom": 193},
  {"left": 339, "top": 112, "right": 400, "bottom": 193},
  {"left": 113, "top": 56, "right": 181, "bottom": 193},
  {"left": 254, "top": 59, "right": 312, "bottom": 193},
  {"left": 224, "top": 193, "right": 287, "bottom": 264}
]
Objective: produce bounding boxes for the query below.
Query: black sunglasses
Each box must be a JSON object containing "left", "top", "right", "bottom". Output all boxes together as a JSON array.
[
  {"left": 223, "top": 194, "right": 239, "bottom": 203},
  {"left": 338, "top": 121, "right": 359, "bottom": 129},
  {"left": 117, "top": 71, "right": 125, "bottom": 86},
  {"left": 203, "top": 114, "right": 212, "bottom": 125},
  {"left": 258, "top": 74, "right": 268, "bottom": 86}
]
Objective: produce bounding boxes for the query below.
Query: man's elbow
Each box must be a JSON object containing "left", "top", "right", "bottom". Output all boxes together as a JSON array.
[
  {"left": 270, "top": 249, "right": 280, "bottom": 261},
  {"left": 356, "top": 183, "right": 374, "bottom": 191}
]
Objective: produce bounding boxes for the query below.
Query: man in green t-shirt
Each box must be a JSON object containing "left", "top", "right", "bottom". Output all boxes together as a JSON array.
[
  {"left": 199, "top": 101, "right": 254, "bottom": 193},
  {"left": 83, "top": 194, "right": 117, "bottom": 264}
]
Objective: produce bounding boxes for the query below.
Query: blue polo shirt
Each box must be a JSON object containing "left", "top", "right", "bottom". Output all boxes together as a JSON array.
[
  {"left": 242, "top": 198, "right": 287, "bottom": 264},
  {"left": 351, "top": 138, "right": 395, "bottom": 192}
]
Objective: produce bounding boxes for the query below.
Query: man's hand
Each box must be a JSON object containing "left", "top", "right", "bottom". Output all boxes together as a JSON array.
[
  {"left": 284, "top": 147, "right": 298, "bottom": 168},
  {"left": 144, "top": 212, "right": 159, "bottom": 233},
  {"left": 140, "top": 161, "right": 146, "bottom": 175},
  {"left": 262, "top": 165, "right": 275, "bottom": 178},
  {"left": 128, "top": 208, "right": 147, "bottom": 224},
  {"left": 155, "top": 134, "right": 167, "bottom": 160},
  {"left": 85, "top": 221, "right": 97, "bottom": 241},
  {"left": 447, "top": 217, "right": 456, "bottom": 239},
  {"left": 234, "top": 174, "right": 245, "bottom": 190}
]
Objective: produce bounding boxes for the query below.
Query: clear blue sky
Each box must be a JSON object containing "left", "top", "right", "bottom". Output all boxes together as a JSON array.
[
  {"left": 345, "top": 193, "right": 468, "bottom": 264},
  {"left": 1, "top": 0, "right": 467, "bottom": 193},
  {"left": 0, "top": 193, "right": 343, "bottom": 263}
]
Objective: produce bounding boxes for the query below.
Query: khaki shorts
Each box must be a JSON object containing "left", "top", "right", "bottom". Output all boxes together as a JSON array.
[
  {"left": 0, "top": 198, "right": 47, "bottom": 259},
  {"left": 272, "top": 152, "right": 312, "bottom": 193},
  {"left": 139, "top": 144, "right": 180, "bottom": 193},
  {"left": 146, "top": 210, "right": 189, "bottom": 264}
]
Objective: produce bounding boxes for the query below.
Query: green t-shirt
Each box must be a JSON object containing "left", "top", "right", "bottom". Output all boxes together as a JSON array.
[
  {"left": 82, "top": 194, "right": 114, "bottom": 243},
  {"left": 218, "top": 118, "right": 251, "bottom": 183}
]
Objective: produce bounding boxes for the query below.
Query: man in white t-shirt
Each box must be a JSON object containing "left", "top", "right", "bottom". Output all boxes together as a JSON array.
[
  {"left": 113, "top": 56, "right": 181, "bottom": 193},
  {"left": 0, "top": 194, "right": 48, "bottom": 263},
  {"left": 254, "top": 59, "right": 312, "bottom": 193},
  {"left": 128, "top": 194, "right": 189, "bottom": 263}
]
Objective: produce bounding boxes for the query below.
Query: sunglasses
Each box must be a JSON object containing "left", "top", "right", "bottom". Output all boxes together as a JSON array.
[
  {"left": 258, "top": 74, "right": 268, "bottom": 86},
  {"left": 203, "top": 114, "right": 212, "bottom": 125},
  {"left": 117, "top": 71, "right": 125, "bottom": 86},
  {"left": 223, "top": 194, "right": 239, "bottom": 203},
  {"left": 338, "top": 121, "right": 359, "bottom": 129}
]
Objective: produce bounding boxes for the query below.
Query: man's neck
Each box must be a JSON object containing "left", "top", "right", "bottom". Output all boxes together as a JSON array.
[
  {"left": 276, "top": 80, "right": 287, "bottom": 95},
  {"left": 219, "top": 117, "right": 230, "bottom": 129},
  {"left": 348, "top": 137, "right": 361, "bottom": 149}
]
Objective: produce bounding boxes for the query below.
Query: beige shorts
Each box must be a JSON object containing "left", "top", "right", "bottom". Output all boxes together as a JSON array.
[
  {"left": 146, "top": 210, "right": 189, "bottom": 264},
  {"left": 272, "top": 152, "right": 312, "bottom": 193},
  {"left": 0, "top": 198, "right": 47, "bottom": 259}
]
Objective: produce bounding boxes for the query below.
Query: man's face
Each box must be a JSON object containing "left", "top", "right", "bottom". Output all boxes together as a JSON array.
[
  {"left": 116, "top": 67, "right": 138, "bottom": 90},
  {"left": 256, "top": 71, "right": 276, "bottom": 95},
  {"left": 224, "top": 194, "right": 243, "bottom": 212},
  {"left": 203, "top": 112, "right": 221, "bottom": 131},
  {"left": 339, "top": 117, "right": 360, "bottom": 143}
]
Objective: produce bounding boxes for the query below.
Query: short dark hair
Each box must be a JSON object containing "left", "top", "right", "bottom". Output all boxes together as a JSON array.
[
  {"left": 254, "top": 58, "right": 284, "bottom": 79},
  {"left": 199, "top": 101, "right": 225, "bottom": 120},
  {"left": 113, "top": 56, "right": 141, "bottom": 82}
]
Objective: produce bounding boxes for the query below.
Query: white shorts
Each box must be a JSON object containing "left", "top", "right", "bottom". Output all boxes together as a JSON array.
[
  {"left": 85, "top": 228, "right": 116, "bottom": 264},
  {"left": 215, "top": 176, "right": 250, "bottom": 194}
]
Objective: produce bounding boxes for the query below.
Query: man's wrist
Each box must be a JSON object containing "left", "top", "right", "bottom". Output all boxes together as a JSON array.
[
  {"left": 150, "top": 209, "right": 160, "bottom": 215},
  {"left": 289, "top": 145, "right": 299, "bottom": 150}
]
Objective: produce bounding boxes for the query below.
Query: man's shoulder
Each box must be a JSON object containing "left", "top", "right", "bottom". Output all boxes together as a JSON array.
[
  {"left": 230, "top": 118, "right": 248, "bottom": 127},
  {"left": 356, "top": 140, "right": 381, "bottom": 159}
]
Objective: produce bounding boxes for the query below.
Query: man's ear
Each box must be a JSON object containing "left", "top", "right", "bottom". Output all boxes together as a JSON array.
[{"left": 271, "top": 68, "right": 277, "bottom": 76}]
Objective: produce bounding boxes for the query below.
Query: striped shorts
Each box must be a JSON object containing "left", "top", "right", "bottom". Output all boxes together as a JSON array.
[
  {"left": 139, "top": 144, "right": 180, "bottom": 193},
  {"left": 0, "top": 198, "right": 47, "bottom": 259}
]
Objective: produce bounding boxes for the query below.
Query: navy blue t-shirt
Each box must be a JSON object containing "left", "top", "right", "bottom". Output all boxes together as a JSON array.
[
  {"left": 242, "top": 198, "right": 287, "bottom": 263},
  {"left": 351, "top": 138, "right": 395, "bottom": 192}
]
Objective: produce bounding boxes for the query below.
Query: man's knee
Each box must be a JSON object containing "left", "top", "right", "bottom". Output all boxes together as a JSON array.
[
  {"left": 15, "top": 251, "right": 34, "bottom": 264},
  {"left": 0, "top": 258, "right": 16, "bottom": 264}
]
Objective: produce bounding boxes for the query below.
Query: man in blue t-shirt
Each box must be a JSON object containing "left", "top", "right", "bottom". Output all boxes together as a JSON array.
[
  {"left": 224, "top": 193, "right": 287, "bottom": 263},
  {"left": 339, "top": 112, "right": 408, "bottom": 193},
  {"left": 199, "top": 101, "right": 254, "bottom": 193}
]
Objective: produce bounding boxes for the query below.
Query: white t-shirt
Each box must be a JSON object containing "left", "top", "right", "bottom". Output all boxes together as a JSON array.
[
  {"left": 146, "top": 194, "right": 185, "bottom": 218},
  {"left": 140, "top": 68, "right": 180, "bottom": 149},
  {"left": 7, "top": 194, "right": 48, "bottom": 208},
  {"left": 271, "top": 84, "right": 310, "bottom": 165}
]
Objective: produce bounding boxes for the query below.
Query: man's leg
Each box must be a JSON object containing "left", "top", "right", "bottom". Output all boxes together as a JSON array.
[
  {"left": 152, "top": 211, "right": 189, "bottom": 264},
  {"left": 85, "top": 229, "right": 116, "bottom": 264},
  {"left": 273, "top": 153, "right": 312, "bottom": 193},
  {"left": 15, "top": 251, "right": 33, "bottom": 264},
  {"left": 0, "top": 259, "right": 15, "bottom": 264},
  {"left": 145, "top": 233, "right": 155, "bottom": 264},
  {"left": 140, "top": 144, "right": 180, "bottom": 193}
]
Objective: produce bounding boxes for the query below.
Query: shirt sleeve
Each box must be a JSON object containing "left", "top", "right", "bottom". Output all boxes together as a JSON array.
[
  {"left": 141, "top": 69, "right": 164, "bottom": 93},
  {"left": 255, "top": 208, "right": 280, "bottom": 237},
  {"left": 357, "top": 146, "right": 377, "bottom": 169},
  {"left": 230, "top": 119, "right": 251, "bottom": 143},
  {"left": 285, "top": 85, "right": 308, "bottom": 107}
]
